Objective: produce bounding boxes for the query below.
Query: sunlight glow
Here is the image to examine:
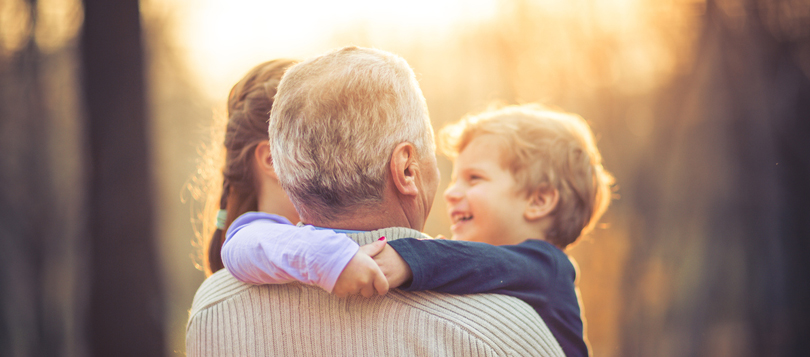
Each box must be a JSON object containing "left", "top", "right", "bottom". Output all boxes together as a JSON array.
[
  {"left": 143, "top": 0, "right": 696, "bottom": 101},
  {"left": 35, "top": 0, "right": 83, "bottom": 53},
  {"left": 150, "top": 0, "right": 498, "bottom": 100},
  {"left": 0, "top": 0, "right": 31, "bottom": 56}
]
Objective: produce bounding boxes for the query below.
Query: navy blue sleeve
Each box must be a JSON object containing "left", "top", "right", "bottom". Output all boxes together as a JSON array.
[
  {"left": 387, "top": 238, "right": 588, "bottom": 357},
  {"left": 387, "top": 238, "right": 559, "bottom": 306}
]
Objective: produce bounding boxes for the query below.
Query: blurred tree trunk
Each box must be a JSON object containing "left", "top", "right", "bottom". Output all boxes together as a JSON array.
[
  {"left": 0, "top": 16, "right": 59, "bottom": 357},
  {"left": 81, "top": 0, "right": 165, "bottom": 356},
  {"left": 0, "top": 1, "right": 86, "bottom": 355},
  {"left": 1, "top": 0, "right": 165, "bottom": 355},
  {"left": 620, "top": 0, "right": 810, "bottom": 355}
]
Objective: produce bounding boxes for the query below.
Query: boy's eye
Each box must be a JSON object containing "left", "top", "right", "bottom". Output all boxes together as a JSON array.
[{"left": 468, "top": 174, "right": 482, "bottom": 182}]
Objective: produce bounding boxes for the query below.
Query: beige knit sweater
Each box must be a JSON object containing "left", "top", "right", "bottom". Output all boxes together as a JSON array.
[{"left": 186, "top": 227, "right": 564, "bottom": 356}]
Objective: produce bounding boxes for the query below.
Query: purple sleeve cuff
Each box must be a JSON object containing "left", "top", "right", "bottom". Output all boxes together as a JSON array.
[
  {"left": 222, "top": 212, "right": 359, "bottom": 292},
  {"left": 315, "top": 236, "right": 359, "bottom": 292}
]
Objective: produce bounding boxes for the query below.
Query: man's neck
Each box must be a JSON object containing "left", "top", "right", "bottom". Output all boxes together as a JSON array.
[
  {"left": 301, "top": 190, "right": 424, "bottom": 231},
  {"left": 306, "top": 223, "right": 430, "bottom": 246},
  {"left": 302, "top": 200, "right": 414, "bottom": 232},
  {"left": 300, "top": 182, "right": 428, "bottom": 232}
]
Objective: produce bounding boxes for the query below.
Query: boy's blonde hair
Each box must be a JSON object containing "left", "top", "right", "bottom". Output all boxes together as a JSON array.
[{"left": 440, "top": 104, "right": 614, "bottom": 249}]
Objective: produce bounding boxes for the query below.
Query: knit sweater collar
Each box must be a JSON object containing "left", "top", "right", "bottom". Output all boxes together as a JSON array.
[
  {"left": 343, "top": 227, "right": 431, "bottom": 245},
  {"left": 298, "top": 223, "right": 430, "bottom": 246}
]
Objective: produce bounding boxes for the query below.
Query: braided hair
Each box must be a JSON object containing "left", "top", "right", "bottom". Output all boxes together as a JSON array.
[{"left": 204, "top": 59, "right": 298, "bottom": 275}]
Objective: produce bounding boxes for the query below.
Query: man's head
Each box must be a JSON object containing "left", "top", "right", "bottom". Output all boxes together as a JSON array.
[
  {"left": 269, "top": 46, "right": 438, "bottom": 230},
  {"left": 441, "top": 104, "right": 614, "bottom": 249}
]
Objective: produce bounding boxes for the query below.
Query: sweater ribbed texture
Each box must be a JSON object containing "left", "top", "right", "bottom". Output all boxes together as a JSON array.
[{"left": 187, "top": 227, "right": 564, "bottom": 356}]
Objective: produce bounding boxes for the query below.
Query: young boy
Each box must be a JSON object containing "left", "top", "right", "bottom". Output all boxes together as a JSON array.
[{"left": 222, "top": 104, "right": 613, "bottom": 357}]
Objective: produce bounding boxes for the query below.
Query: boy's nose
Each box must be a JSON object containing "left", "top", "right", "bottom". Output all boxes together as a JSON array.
[{"left": 444, "top": 183, "right": 463, "bottom": 203}]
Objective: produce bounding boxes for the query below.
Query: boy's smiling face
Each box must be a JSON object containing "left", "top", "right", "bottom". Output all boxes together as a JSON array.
[{"left": 444, "top": 134, "right": 534, "bottom": 246}]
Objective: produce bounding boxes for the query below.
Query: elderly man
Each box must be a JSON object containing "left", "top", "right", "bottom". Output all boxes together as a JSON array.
[{"left": 186, "top": 47, "right": 564, "bottom": 356}]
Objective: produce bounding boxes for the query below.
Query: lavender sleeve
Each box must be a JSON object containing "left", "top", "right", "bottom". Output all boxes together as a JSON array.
[{"left": 221, "top": 212, "right": 359, "bottom": 292}]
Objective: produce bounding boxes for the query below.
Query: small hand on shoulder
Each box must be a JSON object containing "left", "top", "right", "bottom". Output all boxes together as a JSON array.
[{"left": 331, "top": 237, "right": 413, "bottom": 298}]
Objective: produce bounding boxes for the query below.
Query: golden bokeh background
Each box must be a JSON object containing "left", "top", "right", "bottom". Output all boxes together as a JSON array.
[
  {"left": 143, "top": 1, "right": 697, "bottom": 355},
  {"left": 2, "top": 0, "right": 809, "bottom": 356}
]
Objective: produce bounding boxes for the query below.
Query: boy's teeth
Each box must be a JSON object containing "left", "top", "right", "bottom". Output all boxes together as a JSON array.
[{"left": 452, "top": 213, "right": 473, "bottom": 223}]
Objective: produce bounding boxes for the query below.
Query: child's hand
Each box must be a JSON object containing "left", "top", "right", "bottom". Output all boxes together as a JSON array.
[
  {"left": 332, "top": 239, "right": 389, "bottom": 298},
  {"left": 372, "top": 244, "right": 413, "bottom": 289}
]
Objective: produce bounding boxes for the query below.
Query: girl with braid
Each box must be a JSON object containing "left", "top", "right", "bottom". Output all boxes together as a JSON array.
[
  {"left": 200, "top": 59, "right": 300, "bottom": 275},
  {"left": 197, "top": 59, "right": 388, "bottom": 292}
]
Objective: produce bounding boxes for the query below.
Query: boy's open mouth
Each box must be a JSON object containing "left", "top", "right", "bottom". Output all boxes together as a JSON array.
[{"left": 451, "top": 212, "right": 473, "bottom": 224}]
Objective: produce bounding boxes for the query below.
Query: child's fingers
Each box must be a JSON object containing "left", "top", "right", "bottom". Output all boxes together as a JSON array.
[
  {"left": 332, "top": 287, "right": 349, "bottom": 298},
  {"left": 358, "top": 237, "right": 387, "bottom": 258},
  {"left": 359, "top": 283, "right": 376, "bottom": 298},
  {"left": 373, "top": 268, "right": 389, "bottom": 296}
]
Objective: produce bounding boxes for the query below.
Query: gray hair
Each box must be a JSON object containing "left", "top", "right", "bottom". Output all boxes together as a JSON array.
[{"left": 269, "top": 46, "right": 435, "bottom": 221}]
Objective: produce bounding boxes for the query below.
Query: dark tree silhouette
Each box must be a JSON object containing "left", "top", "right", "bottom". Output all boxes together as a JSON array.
[
  {"left": 619, "top": 0, "right": 810, "bottom": 355},
  {"left": 81, "top": 0, "right": 165, "bottom": 356},
  {"left": 0, "top": 11, "right": 58, "bottom": 357},
  {"left": 81, "top": 0, "right": 164, "bottom": 356},
  {"left": 1, "top": 0, "right": 165, "bottom": 355},
  {"left": 0, "top": 1, "right": 86, "bottom": 355}
]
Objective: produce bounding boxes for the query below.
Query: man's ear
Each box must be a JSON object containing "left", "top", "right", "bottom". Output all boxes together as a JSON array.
[
  {"left": 390, "top": 142, "right": 419, "bottom": 196},
  {"left": 254, "top": 141, "right": 278, "bottom": 180},
  {"left": 524, "top": 187, "right": 559, "bottom": 221}
]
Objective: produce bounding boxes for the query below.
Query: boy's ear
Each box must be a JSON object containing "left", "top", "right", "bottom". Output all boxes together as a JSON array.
[
  {"left": 524, "top": 187, "right": 559, "bottom": 221},
  {"left": 254, "top": 141, "right": 278, "bottom": 180},
  {"left": 390, "top": 142, "right": 419, "bottom": 196}
]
